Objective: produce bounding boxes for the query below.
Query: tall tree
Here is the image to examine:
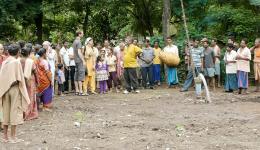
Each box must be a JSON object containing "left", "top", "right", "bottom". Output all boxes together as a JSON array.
[{"left": 163, "top": 0, "right": 171, "bottom": 40}]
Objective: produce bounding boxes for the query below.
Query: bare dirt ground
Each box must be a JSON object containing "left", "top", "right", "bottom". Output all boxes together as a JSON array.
[{"left": 1, "top": 86, "right": 260, "bottom": 150}]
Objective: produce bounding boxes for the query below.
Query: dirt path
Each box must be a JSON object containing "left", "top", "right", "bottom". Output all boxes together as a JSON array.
[{"left": 1, "top": 87, "right": 260, "bottom": 150}]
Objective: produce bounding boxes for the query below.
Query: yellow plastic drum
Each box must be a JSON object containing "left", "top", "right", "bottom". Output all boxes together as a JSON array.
[{"left": 159, "top": 51, "right": 180, "bottom": 67}]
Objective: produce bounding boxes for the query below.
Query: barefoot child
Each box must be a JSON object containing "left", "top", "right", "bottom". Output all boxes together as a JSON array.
[
  {"left": 0, "top": 44, "right": 30, "bottom": 143},
  {"left": 107, "top": 47, "right": 119, "bottom": 92},
  {"left": 224, "top": 44, "right": 238, "bottom": 92},
  {"left": 57, "top": 64, "right": 66, "bottom": 96},
  {"left": 96, "top": 56, "right": 109, "bottom": 94}
]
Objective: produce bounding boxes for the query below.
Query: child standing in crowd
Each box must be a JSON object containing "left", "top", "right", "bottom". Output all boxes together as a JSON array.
[
  {"left": 107, "top": 48, "right": 119, "bottom": 92},
  {"left": 57, "top": 64, "right": 65, "bottom": 96},
  {"left": 237, "top": 39, "right": 251, "bottom": 94},
  {"left": 202, "top": 40, "right": 216, "bottom": 90},
  {"left": 153, "top": 41, "right": 162, "bottom": 86},
  {"left": 140, "top": 39, "right": 155, "bottom": 89},
  {"left": 96, "top": 56, "right": 109, "bottom": 94},
  {"left": 250, "top": 38, "right": 260, "bottom": 92},
  {"left": 224, "top": 44, "right": 238, "bottom": 92}
]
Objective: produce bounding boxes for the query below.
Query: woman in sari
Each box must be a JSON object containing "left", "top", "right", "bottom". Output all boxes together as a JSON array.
[
  {"left": 20, "top": 46, "right": 39, "bottom": 120},
  {"left": 35, "top": 48, "right": 53, "bottom": 111}
]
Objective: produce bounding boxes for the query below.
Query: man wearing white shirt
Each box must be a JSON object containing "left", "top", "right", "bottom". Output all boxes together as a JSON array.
[
  {"left": 163, "top": 37, "right": 179, "bottom": 88},
  {"left": 60, "top": 41, "right": 76, "bottom": 92}
]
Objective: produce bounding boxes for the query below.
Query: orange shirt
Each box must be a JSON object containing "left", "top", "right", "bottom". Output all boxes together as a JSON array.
[{"left": 254, "top": 47, "right": 260, "bottom": 63}]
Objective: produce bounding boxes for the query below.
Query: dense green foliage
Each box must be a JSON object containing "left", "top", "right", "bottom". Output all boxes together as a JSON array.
[
  {"left": 0, "top": 0, "right": 259, "bottom": 45},
  {"left": 0, "top": 0, "right": 259, "bottom": 83}
]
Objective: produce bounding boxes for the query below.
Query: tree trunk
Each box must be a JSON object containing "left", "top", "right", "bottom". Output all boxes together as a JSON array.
[
  {"left": 148, "top": 26, "right": 154, "bottom": 36},
  {"left": 162, "top": 0, "right": 171, "bottom": 41},
  {"left": 83, "top": 4, "right": 90, "bottom": 35},
  {"left": 35, "top": 12, "right": 43, "bottom": 44}
]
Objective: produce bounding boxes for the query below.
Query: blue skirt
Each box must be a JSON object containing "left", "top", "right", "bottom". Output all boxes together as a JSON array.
[
  {"left": 237, "top": 71, "right": 248, "bottom": 89},
  {"left": 153, "top": 64, "right": 161, "bottom": 82},
  {"left": 167, "top": 67, "right": 178, "bottom": 85},
  {"left": 224, "top": 74, "right": 238, "bottom": 91}
]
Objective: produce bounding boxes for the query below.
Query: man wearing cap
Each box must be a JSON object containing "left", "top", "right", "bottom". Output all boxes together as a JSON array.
[
  {"left": 73, "top": 31, "right": 85, "bottom": 96},
  {"left": 83, "top": 37, "right": 97, "bottom": 95}
]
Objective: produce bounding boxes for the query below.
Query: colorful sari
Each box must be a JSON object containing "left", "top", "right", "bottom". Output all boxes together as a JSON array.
[
  {"left": 21, "top": 58, "right": 39, "bottom": 120},
  {"left": 35, "top": 59, "right": 53, "bottom": 108}
]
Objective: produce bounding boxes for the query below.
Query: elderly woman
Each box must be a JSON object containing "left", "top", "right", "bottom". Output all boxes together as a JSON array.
[{"left": 43, "top": 41, "right": 57, "bottom": 95}]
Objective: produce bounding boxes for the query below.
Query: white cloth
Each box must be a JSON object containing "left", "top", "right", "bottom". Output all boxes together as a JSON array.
[
  {"left": 68, "top": 47, "right": 76, "bottom": 66},
  {"left": 114, "top": 46, "right": 120, "bottom": 55},
  {"left": 47, "top": 49, "right": 57, "bottom": 85},
  {"left": 163, "top": 45, "right": 179, "bottom": 57},
  {"left": 59, "top": 47, "right": 70, "bottom": 67},
  {"left": 224, "top": 50, "right": 237, "bottom": 74},
  {"left": 237, "top": 47, "right": 251, "bottom": 72}
]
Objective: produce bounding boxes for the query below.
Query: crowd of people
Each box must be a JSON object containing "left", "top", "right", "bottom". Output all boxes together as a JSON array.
[{"left": 0, "top": 30, "right": 259, "bottom": 143}]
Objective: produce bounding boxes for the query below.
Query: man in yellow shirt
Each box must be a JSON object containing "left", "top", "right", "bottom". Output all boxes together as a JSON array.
[
  {"left": 153, "top": 41, "right": 162, "bottom": 86},
  {"left": 123, "top": 36, "right": 142, "bottom": 94}
]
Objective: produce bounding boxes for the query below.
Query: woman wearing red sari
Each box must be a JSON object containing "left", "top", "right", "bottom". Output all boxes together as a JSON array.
[{"left": 35, "top": 48, "right": 53, "bottom": 111}]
